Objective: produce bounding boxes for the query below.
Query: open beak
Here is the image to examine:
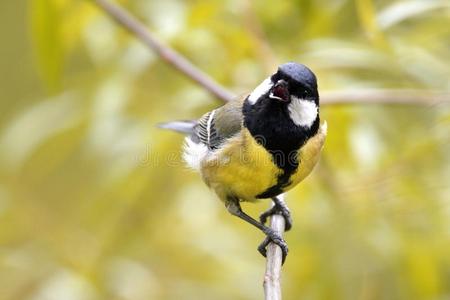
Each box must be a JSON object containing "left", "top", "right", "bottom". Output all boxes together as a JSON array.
[{"left": 269, "top": 80, "right": 290, "bottom": 102}]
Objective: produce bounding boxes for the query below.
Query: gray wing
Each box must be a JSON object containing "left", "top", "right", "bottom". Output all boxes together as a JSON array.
[
  {"left": 192, "top": 97, "right": 244, "bottom": 150},
  {"left": 192, "top": 110, "right": 220, "bottom": 149}
]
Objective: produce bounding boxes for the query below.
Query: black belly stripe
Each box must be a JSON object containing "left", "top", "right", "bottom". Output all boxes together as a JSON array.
[
  {"left": 255, "top": 117, "right": 320, "bottom": 199},
  {"left": 256, "top": 156, "right": 299, "bottom": 199}
]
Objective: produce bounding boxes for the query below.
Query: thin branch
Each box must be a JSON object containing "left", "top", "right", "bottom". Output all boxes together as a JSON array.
[
  {"left": 93, "top": 0, "right": 235, "bottom": 103},
  {"left": 263, "top": 194, "right": 286, "bottom": 300}
]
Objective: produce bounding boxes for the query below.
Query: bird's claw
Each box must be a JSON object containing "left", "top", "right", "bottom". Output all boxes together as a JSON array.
[
  {"left": 257, "top": 229, "right": 289, "bottom": 264},
  {"left": 260, "top": 204, "right": 292, "bottom": 231}
]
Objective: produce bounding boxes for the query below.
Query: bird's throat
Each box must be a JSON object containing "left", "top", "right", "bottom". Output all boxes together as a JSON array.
[{"left": 243, "top": 98, "right": 320, "bottom": 198}]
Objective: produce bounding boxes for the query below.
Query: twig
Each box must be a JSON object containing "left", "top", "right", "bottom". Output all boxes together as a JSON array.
[
  {"left": 263, "top": 195, "right": 286, "bottom": 300},
  {"left": 92, "top": 0, "right": 235, "bottom": 103}
]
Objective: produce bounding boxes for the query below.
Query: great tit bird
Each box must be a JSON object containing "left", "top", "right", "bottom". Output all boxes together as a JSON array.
[{"left": 160, "top": 62, "right": 327, "bottom": 262}]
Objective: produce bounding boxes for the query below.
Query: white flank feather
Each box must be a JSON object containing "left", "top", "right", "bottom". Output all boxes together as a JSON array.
[
  {"left": 287, "top": 96, "right": 318, "bottom": 127},
  {"left": 247, "top": 77, "right": 273, "bottom": 104},
  {"left": 183, "top": 137, "right": 209, "bottom": 170}
]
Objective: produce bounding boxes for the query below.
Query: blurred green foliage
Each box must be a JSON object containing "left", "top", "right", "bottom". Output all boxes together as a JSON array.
[{"left": 0, "top": 0, "right": 449, "bottom": 299}]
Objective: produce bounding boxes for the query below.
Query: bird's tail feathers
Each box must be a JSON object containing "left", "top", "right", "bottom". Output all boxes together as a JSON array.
[{"left": 157, "top": 120, "right": 197, "bottom": 134}]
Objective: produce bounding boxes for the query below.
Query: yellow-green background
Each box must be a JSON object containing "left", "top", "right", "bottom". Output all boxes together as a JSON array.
[{"left": 1, "top": 0, "right": 449, "bottom": 299}]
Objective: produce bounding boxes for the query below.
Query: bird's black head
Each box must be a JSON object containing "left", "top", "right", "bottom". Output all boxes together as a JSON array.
[
  {"left": 270, "top": 62, "right": 318, "bottom": 105},
  {"left": 244, "top": 62, "right": 320, "bottom": 129},
  {"left": 243, "top": 62, "right": 321, "bottom": 192}
]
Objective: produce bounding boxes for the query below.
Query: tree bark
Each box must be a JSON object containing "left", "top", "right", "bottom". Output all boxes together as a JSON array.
[{"left": 263, "top": 195, "right": 286, "bottom": 300}]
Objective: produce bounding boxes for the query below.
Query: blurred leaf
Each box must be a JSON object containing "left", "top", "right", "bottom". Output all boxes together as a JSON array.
[
  {"left": 354, "top": 0, "right": 386, "bottom": 46},
  {"left": 0, "top": 92, "right": 80, "bottom": 172},
  {"left": 378, "top": 0, "right": 450, "bottom": 29},
  {"left": 29, "top": 0, "right": 94, "bottom": 90},
  {"left": 30, "top": 0, "right": 65, "bottom": 90}
]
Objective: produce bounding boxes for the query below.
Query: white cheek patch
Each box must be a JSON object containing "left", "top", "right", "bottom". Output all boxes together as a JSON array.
[
  {"left": 247, "top": 77, "right": 273, "bottom": 105},
  {"left": 288, "top": 96, "right": 318, "bottom": 128}
]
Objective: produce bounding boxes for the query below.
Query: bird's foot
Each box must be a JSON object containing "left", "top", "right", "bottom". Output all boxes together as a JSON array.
[
  {"left": 260, "top": 201, "right": 292, "bottom": 231},
  {"left": 257, "top": 228, "right": 289, "bottom": 264}
]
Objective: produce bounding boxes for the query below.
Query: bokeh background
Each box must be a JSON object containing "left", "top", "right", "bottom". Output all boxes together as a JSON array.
[{"left": 1, "top": 0, "right": 450, "bottom": 299}]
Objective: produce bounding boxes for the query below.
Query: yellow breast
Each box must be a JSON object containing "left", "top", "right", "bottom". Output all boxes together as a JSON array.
[
  {"left": 201, "top": 122, "right": 327, "bottom": 201},
  {"left": 200, "top": 128, "right": 280, "bottom": 201},
  {"left": 283, "top": 121, "right": 327, "bottom": 192}
]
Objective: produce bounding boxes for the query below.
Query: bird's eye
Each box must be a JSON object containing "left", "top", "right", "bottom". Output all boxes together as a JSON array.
[{"left": 304, "top": 90, "right": 309, "bottom": 97}]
